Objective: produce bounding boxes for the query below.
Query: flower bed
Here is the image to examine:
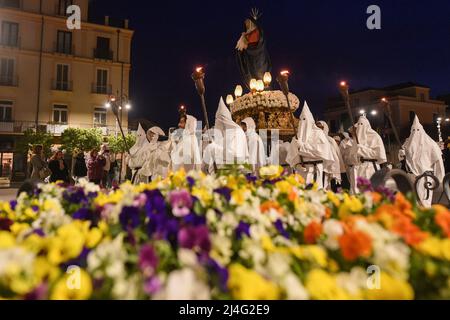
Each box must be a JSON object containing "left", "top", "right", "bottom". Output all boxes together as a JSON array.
[{"left": 0, "top": 166, "right": 449, "bottom": 300}]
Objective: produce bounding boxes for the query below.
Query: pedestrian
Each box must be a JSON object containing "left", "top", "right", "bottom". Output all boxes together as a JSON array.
[
  {"left": 100, "top": 145, "right": 115, "bottom": 188},
  {"left": 73, "top": 151, "right": 88, "bottom": 183},
  {"left": 48, "top": 150, "right": 70, "bottom": 183},
  {"left": 87, "top": 149, "right": 106, "bottom": 186},
  {"left": 30, "top": 145, "right": 49, "bottom": 182}
]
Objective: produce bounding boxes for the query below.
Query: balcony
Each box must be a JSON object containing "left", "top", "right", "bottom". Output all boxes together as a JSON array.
[
  {"left": 93, "top": 48, "right": 113, "bottom": 60},
  {"left": 51, "top": 79, "right": 73, "bottom": 92},
  {"left": 0, "top": 75, "right": 18, "bottom": 87},
  {"left": 0, "top": 37, "right": 20, "bottom": 49},
  {"left": 54, "top": 42, "right": 74, "bottom": 55},
  {"left": 47, "top": 123, "right": 69, "bottom": 135},
  {"left": 0, "top": 121, "right": 13, "bottom": 132},
  {"left": 0, "top": 121, "right": 123, "bottom": 136},
  {"left": 92, "top": 83, "right": 112, "bottom": 95}
]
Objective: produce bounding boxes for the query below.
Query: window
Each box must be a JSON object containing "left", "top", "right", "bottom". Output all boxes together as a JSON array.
[
  {"left": 1, "top": 21, "right": 18, "bottom": 47},
  {"left": 0, "top": 101, "right": 12, "bottom": 122},
  {"left": 94, "top": 107, "right": 107, "bottom": 126},
  {"left": 0, "top": 0, "right": 20, "bottom": 8},
  {"left": 0, "top": 58, "right": 14, "bottom": 86},
  {"left": 56, "top": 30, "right": 72, "bottom": 54},
  {"left": 95, "top": 69, "right": 109, "bottom": 94},
  {"left": 55, "top": 64, "right": 69, "bottom": 90},
  {"left": 420, "top": 93, "right": 426, "bottom": 102},
  {"left": 94, "top": 37, "right": 112, "bottom": 60},
  {"left": 58, "top": 0, "right": 73, "bottom": 16},
  {"left": 53, "top": 105, "right": 68, "bottom": 124}
]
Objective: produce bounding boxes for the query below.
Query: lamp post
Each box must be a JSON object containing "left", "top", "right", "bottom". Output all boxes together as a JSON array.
[
  {"left": 276, "top": 70, "right": 297, "bottom": 133},
  {"left": 339, "top": 81, "right": 359, "bottom": 144},
  {"left": 191, "top": 67, "right": 210, "bottom": 130}
]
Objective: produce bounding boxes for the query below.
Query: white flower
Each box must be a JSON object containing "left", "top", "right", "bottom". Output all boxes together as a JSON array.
[
  {"left": 178, "top": 249, "right": 198, "bottom": 268},
  {"left": 282, "top": 273, "right": 309, "bottom": 300},
  {"left": 77, "top": 178, "right": 100, "bottom": 194},
  {"left": 336, "top": 267, "right": 368, "bottom": 296},
  {"left": 210, "top": 235, "right": 232, "bottom": 266},
  {"left": 162, "top": 268, "right": 211, "bottom": 300},
  {"left": 266, "top": 253, "right": 291, "bottom": 278},
  {"left": 323, "top": 219, "right": 344, "bottom": 250}
]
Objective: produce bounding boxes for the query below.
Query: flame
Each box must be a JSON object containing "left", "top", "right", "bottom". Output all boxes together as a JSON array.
[
  {"left": 340, "top": 81, "right": 347, "bottom": 87},
  {"left": 195, "top": 67, "right": 203, "bottom": 73},
  {"left": 381, "top": 97, "right": 387, "bottom": 103},
  {"left": 280, "top": 70, "right": 289, "bottom": 76}
]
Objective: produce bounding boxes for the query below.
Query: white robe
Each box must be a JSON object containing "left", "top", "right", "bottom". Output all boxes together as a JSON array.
[
  {"left": 128, "top": 124, "right": 152, "bottom": 184},
  {"left": 215, "top": 97, "right": 249, "bottom": 165},
  {"left": 347, "top": 116, "right": 387, "bottom": 194},
  {"left": 202, "top": 128, "right": 224, "bottom": 175},
  {"left": 268, "top": 140, "right": 291, "bottom": 167},
  {"left": 286, "top": 102, "right": 333, "bottom": 188},
  {"left": 340, "top": 133, "right": 356, "bottom": 193},
  {"left": 317, "top": 121, "right": 345, "bottom": 190},
  {"left": 140, "top": 127, "right": 171, "bottom": 181},
  {"left": 242, "top": 117, "right": 266, "bottom": 172},
  {"left": 170, "top": 115, "right": 202, "bottom": 172},
  {"left": 402, "top": 115, "right": 445, "bottom": 207}
]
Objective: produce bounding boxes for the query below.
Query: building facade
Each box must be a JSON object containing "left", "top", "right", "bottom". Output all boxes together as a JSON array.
[
  {"left": 324, "top": 82, "right": 447, "bottom": 163},
  {"left": 0, "top": 0, "right": 133, "bottom": 183}
]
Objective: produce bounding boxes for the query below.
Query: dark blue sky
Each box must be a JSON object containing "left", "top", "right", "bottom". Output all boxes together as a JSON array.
[{"left": 89, "top": 0, "right": 450, "bottom": 130}]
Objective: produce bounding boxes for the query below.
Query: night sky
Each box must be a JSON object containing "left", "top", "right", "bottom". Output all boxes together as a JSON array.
[{"left": 89, "top": 0, "right": 450, "bottom": 131}]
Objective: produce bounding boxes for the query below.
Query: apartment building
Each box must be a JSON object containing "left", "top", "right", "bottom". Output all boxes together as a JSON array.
[{"left": 0, "top": 0, "right": 134, "bottom": 182}]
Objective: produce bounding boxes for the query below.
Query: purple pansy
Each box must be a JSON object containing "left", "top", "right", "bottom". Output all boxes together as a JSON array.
[
  {"left": 25, "top": 283, "right": 48, "bottom": 300},
  {"left": 119, "top": 206, "right": 141, "bottom": 229},
  {"left": 178, "top": 225, "right": 211, "bottom": 253},
  {"left": 139, "top": 244, "right": 159, "bottom": 276},
  {"left": 274, "top": 219, "right": 289, "bottom": 239},
  {"left": 168, "top": 189, "right": 193, "bottom": 217},
  {"left": 183, "top": 212, "right": 206, "bottom": 226},
  {"left": 201, "top": 256, "right": 229, "bottom": 292},
  {"left": 375, "top": 185, "right": 396, "bottom": 203},
  {"left": 147, "top": 212, "right": 179, "bottom": 243},
  {"left": 357, "top": 177, "right": 374, "bottom": 193},
  {"left": 214, "top": 187, "right": 231, "bottom": 202},
  {"left": 245, "top": 174, "right": 258, "bottom": 183},
  {"left": 144, "top": 276, "right": 162, "bottom": 295},
  {"left": 235, "top": 221, "right": 251, "bottom": 240},
  {"left": 9, "top": 200, "right": 17, "bottom": 211},
  {"left": 144, "top": 190, "right": 166, "bottom": 217},
  {"left": 187, "top": 176, "right": 196, "bottom": 188}
]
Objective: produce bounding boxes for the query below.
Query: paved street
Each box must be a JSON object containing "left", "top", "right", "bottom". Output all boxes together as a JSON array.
[{"left": 0, "top": 189, "right": 18, "bottom": 202}]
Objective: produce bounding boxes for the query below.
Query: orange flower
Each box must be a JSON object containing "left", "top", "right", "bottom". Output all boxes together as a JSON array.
[
  {"left": 260, "top": 201, "right": 284, "bottom": 215},
  {"left": 304, "top": 221, "right": 323, "bottom": 244},
  {"left": 338, "top": 230, "right": 373, "bottom": 261},
  {"left": 391, "top": 217, "right": 428, "bottom": 246},
  {"left": 288, "top": 190, "right": 297, "bottom": 202},
  {"left": 434, "top": 205, "right": 450, "bottom": 238},
  {"left": 394, "top": 193, "right": 415, "bottom": 219},
  {"left": 371, "top": 192, "right": 383, "bottom": 205}
]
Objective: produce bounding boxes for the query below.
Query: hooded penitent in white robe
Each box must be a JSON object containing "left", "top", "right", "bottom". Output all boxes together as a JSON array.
[
  {"left": 286, "top": 102, "right": 333, "bottom": 188},
  {"left": 339, "top": 131, "right": 355, "bottom": 192},
  {"left": 170, "top": 115, "right": 202, "bottom": 172},
  {"left": 202, "top": 127, "right": 224, "bottom": 175},
  {"left": 268, "top": 140, "right": 291, "bottom": 167},
  {"left": 317, "top": 121, "right": 346, "bottom": 190},
  {"left": 140, "top": 127, "right": 171, "bottom": 181},
  {"left": 128, "top": 124, "right": 152, "bottom": 184},
  {"left": 402, "top": 115, "right": 445, "bottom": 207},
  {"left": 215, "top": 97, "right": 249, "bottom": 165},
  {"left": 346, "top": 116, "right": 387, "bottom": 194},
  {"left": 241, "top": 117, "right": 266, "bottom": 172}
]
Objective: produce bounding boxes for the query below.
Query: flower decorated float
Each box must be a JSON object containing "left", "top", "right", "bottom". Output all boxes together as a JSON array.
[{"left": 0, "top": 166, "right": 449, "bottom": 300}]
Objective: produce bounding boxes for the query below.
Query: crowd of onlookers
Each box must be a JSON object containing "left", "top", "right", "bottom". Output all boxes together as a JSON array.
[{"left": 29, "top": 144, "right": 119, "bottom": 188}]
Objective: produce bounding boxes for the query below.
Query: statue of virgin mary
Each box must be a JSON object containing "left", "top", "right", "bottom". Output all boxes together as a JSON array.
[{"left": 236, "top": 8, "right": 271, "bottom": 89}]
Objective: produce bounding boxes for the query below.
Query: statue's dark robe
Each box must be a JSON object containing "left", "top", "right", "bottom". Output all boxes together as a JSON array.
[{"left": 237, "top": 19, "right": 271, "bottom": 89}]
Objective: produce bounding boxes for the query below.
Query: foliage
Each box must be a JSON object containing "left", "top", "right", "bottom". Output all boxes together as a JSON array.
[
  {"left": 61, "top": 128, "right": 103, "bottom": 155},
  {"left": 107, "top": 133, "right": 136, "bottom": 154},
  {"left": 16, "top": 129, "right": 53, "bottom": 157}
]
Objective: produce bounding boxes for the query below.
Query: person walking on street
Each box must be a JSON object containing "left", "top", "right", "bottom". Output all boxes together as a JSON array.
[
  {"left": 48, "top": 150, "right": 70, "bottom": 183},
  {"left": 87, "top": 149, "right": 106, "bottom": 186},
  {"left": 30, "top": 145, "right": 49, "bottom": 182}
]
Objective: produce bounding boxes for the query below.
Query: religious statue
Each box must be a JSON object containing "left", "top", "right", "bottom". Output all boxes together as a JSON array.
[{"left": 236, "top": 8, "right": 271, "bottom": 89}]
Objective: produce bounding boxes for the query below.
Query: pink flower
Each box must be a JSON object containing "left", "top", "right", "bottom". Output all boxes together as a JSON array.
[{"left": 168, "top": 189, "right": 193, "bottom": 217}]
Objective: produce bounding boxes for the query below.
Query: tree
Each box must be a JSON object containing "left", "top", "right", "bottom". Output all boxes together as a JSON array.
[
  {"left": 16, "top": 129, "right": 53, "bottom": 157},
  {"left": 107, "top": 134, "right": 136, "bottom": 154},
  {"left": 61, "top": 128, "right": 103, "bottom": 155}
]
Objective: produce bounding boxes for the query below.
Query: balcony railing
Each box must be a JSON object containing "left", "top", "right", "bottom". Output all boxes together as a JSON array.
[
  {"left": 93, "top": 48, "right": 113, "bottom": 60},
  {"left": 1, "top": 121, "right": 127, "bottom": 136},
  {"left": 91, "top": 83, "right": 112, "bottom": 95},
  {"left": 51, "top": 79, "right": 73, "bottom": 91},
  {"left": 0, "top": 75, "right": 18, "bottom": 87},
  {"left": 54, "top": 42, "right": 75, "bottom": 55},
  {"left": 0, "top": 37, "right": 20, "bottom": 49}
]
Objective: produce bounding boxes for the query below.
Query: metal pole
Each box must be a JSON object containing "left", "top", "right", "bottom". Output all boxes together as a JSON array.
[{"left": 200, "top": 94, "right": 210, "bottom": 130}]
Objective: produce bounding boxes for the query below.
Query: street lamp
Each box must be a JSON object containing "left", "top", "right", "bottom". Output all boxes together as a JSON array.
[
  {"left": 371, "top": 110, "right": 378, "bottom": 116},
  {"left": 381, "top": 97, "right": 401, "bottom": 146},
  {"left": 339, "top": 80, "right": 356, "bottom": 131}
]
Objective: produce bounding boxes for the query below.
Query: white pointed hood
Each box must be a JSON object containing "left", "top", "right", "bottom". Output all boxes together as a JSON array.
[
  {"left": 215, "top": 97, "right": 241, "bottom": 131},
  {"left": 355, "top": 115, "right": 387, "bottom": 163},
  {"left": 297, "top": 101, "right": 318, "bottom": 143},
  {"left": 130, "top": 123, "right": 150, "bottom": 156},
  {"left": 317, "top": 121, "right": 346, "bottom": 174},
  {"left": 242, "top": 117, "right": 257, "bottom": 133},
  {"left": 403, "top": 115, "right": 444, "bottom": 179},
  {"left": 147, "top": 126, "right": 165, "bottom": 145}
]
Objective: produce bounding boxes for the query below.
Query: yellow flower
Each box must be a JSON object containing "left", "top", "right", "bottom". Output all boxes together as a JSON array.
[
  {"left": 10, "top": 223, "right": 30, "bottom": 236},
  {"left": 231, "top": 188, "right": 249, "bottom": 206},
  {"left": 0, "top": 201, "right": 14, "bottom": 219},
  {"left": 21, "top": 233, "right": 46, "bottom": 253},
  {"left": 42, "top": 198, "right": 63, "bottom": 213},
  {"left": 50, "top": 269, "right": 93, "bottom": 300},
  {"left": 305, "top": 269, "right": 350, "bottom": 300},
  {"left": 286, "top": 174, "right": 305, "bottom": 187},
  {"left": 46, "top": 223, "right": 86, "bottom": 265},
  {"left": 338, "top": 194, "right": 364, "bottom": 219},
  {"left": 261, "top": 236, "right": 276, "bottom": 252},
  {"left": 192, "top": 187, "right": 213, "bottom": 206},
  {"left": 275, "top": 181, "right": 292, "bottom": 194},
  {"left": 33, "top": 256, "right": 61, "bottom": 283},
  {"left": 290, "top": 245, "right": 328, "bottom": 268},
  {"left": 85, "top": 228, "right": 102, "bottom": 249},
  {"left": 0, "top": 231, "right": 15, "bottom": 249},
  {"left": 365, "top": 272, "right": 414, "bottom": 300},
  {"left": 94, "top": 190, "right": 124, "bottom": 206},
  {"left": 228, "top": 264, "right": 280, "bottom": 300},
  {"left": 24, "top": 208, "right": 38, "bottom": 220},
  {"left": 171, "top": 168, "right": 187, "bottom": 188},
  {"left": 327, "top": 192, "right": 341, "bottom": 207},
  {"left": 415, "top": 237, "right": 450, "bottom": 261},
  {"left": 259, "top": 165, "right": 283, "bottom": 180}
]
